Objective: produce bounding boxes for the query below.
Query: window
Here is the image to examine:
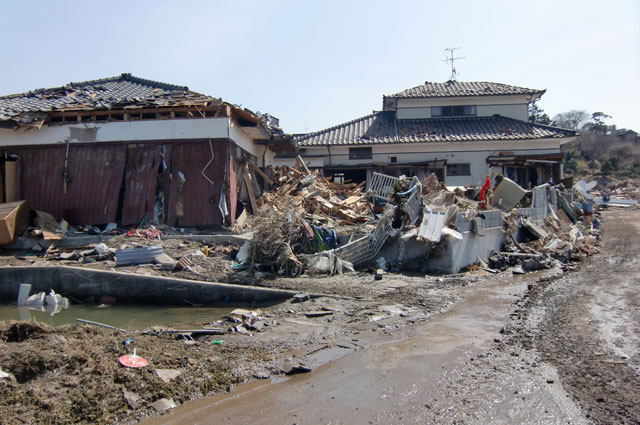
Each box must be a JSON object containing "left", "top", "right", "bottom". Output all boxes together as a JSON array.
[
  {"left": 349, "top": 147, "right": 372, "bottom": 160},
  {"left": 432, "top": 105, "right": 476, "bottom": 117},
  {"left": 446, "top": 163, "right": 471, "bottom": 176}
]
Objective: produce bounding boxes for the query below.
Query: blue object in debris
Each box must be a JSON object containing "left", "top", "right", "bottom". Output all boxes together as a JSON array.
[{"left": 312, "top": 225, "right": 337, "bottom": 252}]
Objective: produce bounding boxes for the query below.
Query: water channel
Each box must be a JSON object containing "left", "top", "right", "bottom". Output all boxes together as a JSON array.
[{"left": 0, "top": 303, "right": 233, "bottom": 331}]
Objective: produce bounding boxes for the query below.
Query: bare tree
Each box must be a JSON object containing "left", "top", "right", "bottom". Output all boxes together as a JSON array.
[{"left": 552, "top": 110, "right": 590, "bottom": 130}]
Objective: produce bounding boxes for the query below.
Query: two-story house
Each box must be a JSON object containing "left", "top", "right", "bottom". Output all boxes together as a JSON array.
[{"left": 291, "top": 81, "right": 576, "bottom": 188}]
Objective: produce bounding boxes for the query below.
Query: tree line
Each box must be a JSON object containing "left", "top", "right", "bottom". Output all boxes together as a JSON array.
[{"left": 528, "top": 102, "right": 640, "bottom": 178}]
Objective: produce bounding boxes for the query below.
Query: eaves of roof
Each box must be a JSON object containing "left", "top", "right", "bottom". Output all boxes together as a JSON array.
[{"left": 295, "top": 112, "right": 576, "bottom": 147}]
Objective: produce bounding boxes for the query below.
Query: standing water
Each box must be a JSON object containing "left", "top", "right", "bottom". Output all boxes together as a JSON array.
[{"left": 0, "top": 303, "right": 234, "bottom": 331}]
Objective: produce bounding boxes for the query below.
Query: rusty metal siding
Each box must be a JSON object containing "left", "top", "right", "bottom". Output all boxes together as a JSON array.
[
  {"left": 169, "top": 140, "right": 228, "bottom": 227},
  {"left": 228, "top": 149, "right": 238, "bottom": 223},
  {"left": 8, "top": 144, "right": 126, "bottom": 225},
  {"left": 121, "top": 144, "right": 162, "bottom": 225}
]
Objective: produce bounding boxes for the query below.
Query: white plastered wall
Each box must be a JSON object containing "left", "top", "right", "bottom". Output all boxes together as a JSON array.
[
  {"left": 298, "top": 137, "right": 571, "bottom": 186},
  {"left": 394, "top": 94, "right": 531, "bottom": 121},
  {"left": 0, "top": 118, "right": 262, "bottom": 158}
]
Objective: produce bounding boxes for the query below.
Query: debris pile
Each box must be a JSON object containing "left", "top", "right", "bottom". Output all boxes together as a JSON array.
[
  {"left": 2, "top": 162, "right": 636, "bottom": 279},
  {"left": 236, "top": 164, "right": 617, "bottom": 276}
]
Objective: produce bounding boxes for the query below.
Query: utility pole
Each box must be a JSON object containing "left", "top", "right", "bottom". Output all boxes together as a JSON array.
[{"left": 443, "top": 48, "right": 465, "bottom": 81}]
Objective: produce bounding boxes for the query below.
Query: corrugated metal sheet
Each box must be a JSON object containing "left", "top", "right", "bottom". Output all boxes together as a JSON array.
[
  {"left": 121, "top": 144, "right": 162, "bottom": 225},
  {"left": 9, "top": 144, "right": 126, "bottom": 225},
  {"left": 228, "top": 148, "right": 238, "bottom": 223},
  {"left": 168, "top": 140, "right": 228, "bottom": 227},
  {"left": 5, "top": 139, "right": 232, "bottom": 227}
]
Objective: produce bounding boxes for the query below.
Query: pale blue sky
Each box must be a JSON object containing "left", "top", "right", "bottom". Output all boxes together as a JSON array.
[{"left": 1, "top": 0, "right": 638, "bottom": 133}]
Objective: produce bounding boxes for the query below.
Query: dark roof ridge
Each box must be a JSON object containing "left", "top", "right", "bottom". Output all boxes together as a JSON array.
[
  {"left": 0, "top": 73, "right": 189, "bottom": 100},
  {"left": 67, "top": 73, "right": 188, "bottom": 91},
  {"left": 297, "top": 111, "right": 383, "bottom": 140},
  {"left": 385, "top": 81, "right": 545, "bottom": 98}
]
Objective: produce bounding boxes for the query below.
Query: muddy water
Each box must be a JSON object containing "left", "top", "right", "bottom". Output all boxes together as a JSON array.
[
  {"left": 0, "top": 304, "right": 233, "bottom": 331},
  {"left": 142, "top": 270, "right": 584, "bottom": 424}
]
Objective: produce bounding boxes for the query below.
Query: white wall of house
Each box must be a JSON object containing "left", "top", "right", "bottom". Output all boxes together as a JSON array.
[
  {"left": 393, "top": 95, "right": 531, "bottom": 121},
  {"left": 0, "top": 117, "right": 263, "bottom": 158},
  {"left": 292, "top": 137, "right": 573, "bottom": 186}
]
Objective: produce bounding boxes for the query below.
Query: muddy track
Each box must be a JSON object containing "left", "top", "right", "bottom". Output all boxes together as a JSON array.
[{"left": 520, "top": 209, "right": 640, "bottom": 424}]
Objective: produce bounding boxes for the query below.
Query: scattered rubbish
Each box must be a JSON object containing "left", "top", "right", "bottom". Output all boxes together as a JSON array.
[
  {"left": 17, "top": 283, "right": 31, "bottom": 306},
  {"left": 77, "top": 318, "right": 126, "bottom": 333},
  {"left": 93, "top": 243, "right": 109, "bottom": 255},
  {"left": 123, "top": 390, "right": 140, "bottom": 410},
  {"left": 127, "top": 227, "right": 163, "bottom": 240},
  {"left": 492, "top": 177, "right": 527, "bottom": 211},
  {"left": 155, "top": 369, "right": 182, "bottom": 383},
  {"left": 0, "top": 368, "right": 15, "bottom": 381},
  {"left": 292, "top": 292, "right": 311, "bottom": 303},
  {"left": 154, "top": 253, "right": 177, "bottom": 270},
  {"left": 417, "top": 209, "right": 446, "bottom": 242},
  {"left": 115, "top": 245, "right": 164, "bottom": 266},
  {"left": 0, "top": 201, "right": 29, "bottom": 245},
  {"left": 151, "top": 398, "right": 177, "bottom": 413},
  {"left": 281, "top": 362, "right": 312, "bottom": 375},
  {"left": 211, "top": 339, "right": 225, "bottom": 345},
  {"left": 304, "top": 311, "right": 334, "bottom": 318},
  {"left": 119, "top": 349, "right": 148, "bottom": 368},
  {"left": 174, "top": 256, "right": 193, "bottom": 272}
]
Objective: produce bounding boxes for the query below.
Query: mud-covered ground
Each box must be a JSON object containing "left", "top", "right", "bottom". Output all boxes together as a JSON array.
[
  {"left": 2, "top": 208, "right": 639, "bottom": 424},
  {"left": 0, "top": 265, "right": 471, "bottom": 424}
]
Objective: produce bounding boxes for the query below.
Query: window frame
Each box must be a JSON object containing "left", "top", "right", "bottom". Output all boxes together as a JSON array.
[
  {"left": 431, "top": 105, "right": 477, "bottom": 118},
  {"left": 349, "top": 147, "right": 373, "bottom": 160},
  {"left": 446, "top": 163, "right": 471, "bottom": 176}
]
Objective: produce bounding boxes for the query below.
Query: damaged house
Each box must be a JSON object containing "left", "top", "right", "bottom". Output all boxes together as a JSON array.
[
  {"left": 288, "top": 81, "right": 576, "bottom": 187},
  {"left": 0, "top": 74, "right": 287, "bottom": 227}
]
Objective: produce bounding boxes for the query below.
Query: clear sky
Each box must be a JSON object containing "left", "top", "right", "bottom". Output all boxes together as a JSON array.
[{"left": 1, "top": 0, "right": 638, "bottom": 134}]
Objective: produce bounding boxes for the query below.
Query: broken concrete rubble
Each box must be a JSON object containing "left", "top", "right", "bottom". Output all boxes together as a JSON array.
[{"left": 235, "top": 167, "right": 615, "bottom": 276}]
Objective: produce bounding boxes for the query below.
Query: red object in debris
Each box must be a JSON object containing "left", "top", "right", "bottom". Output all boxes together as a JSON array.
[
  {"left": 126, "top": 228, "right": 163, "bottom": 240},
  {"left": 119, "top": 354, "right": 148, "bottom": 368},
  {"left": 478, "top": 177, "right": 491, "bottom": 210}
]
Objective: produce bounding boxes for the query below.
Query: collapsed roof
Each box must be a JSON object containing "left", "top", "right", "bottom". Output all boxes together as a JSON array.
[{"left": 0, "top": 73, "right": 280, "bottom": 137}]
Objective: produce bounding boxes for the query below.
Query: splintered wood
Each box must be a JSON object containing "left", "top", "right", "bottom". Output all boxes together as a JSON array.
[{"left": 257, "top": 165, "right": 371, "bottom": 226}]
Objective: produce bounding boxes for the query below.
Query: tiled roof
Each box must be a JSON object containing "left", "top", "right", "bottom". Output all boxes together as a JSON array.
[
  {"left": 386, "top": 81, "right": 544, "bottom": 98},
  {"left": 295, "top": 112, "right": 576, "bottom": 146},
  {"left": 0, "top": 73, "right": 218, "bottom": 125}
]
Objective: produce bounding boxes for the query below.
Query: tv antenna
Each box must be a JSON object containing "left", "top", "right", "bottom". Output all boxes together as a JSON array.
[{"left": 443, "top": 48, "right": 465, "bottom": 81}]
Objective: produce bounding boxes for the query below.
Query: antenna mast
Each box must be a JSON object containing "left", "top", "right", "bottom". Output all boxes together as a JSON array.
[{"left": 443, "top": 47, "right": 465, "bottom": 81}]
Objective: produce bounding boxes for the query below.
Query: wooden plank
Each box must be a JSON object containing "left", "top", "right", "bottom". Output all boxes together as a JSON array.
[
  {"left": 247, "top": 160, "right": 274, "bottom": 185},
  {"left": 297, "top": 155, "right": 311, "bottom": 175},
  {"left": 340, "top": 195, "right": 362, "bottom": 206},
  {"left": 243, "top": 167, "right": 258, "bottom": 214}
]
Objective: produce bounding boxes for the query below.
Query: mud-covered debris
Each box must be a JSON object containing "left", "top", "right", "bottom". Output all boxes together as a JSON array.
[
  {"left": 151, "top": 397, "right": 177, "bottom": 413},
  {"left": 155, "top": 368, "right": 182, "bottom": 383},
  {"left": 282, "top": 362, "right": 312, "bottom": 375},
  {"left": 123, "top": 390, "right": 141, "bottom": 410},
  {"left": 292, "top": 292, "right": 311, "bottom": 303}
]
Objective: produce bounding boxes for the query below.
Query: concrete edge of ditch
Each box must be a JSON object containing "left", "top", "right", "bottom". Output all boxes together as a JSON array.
[{"left": 0, "top": 266, "right": 309, "bottom": 305}]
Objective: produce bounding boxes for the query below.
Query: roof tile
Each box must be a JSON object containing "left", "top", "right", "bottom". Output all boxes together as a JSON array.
[
  {"left": 386, "top": 81, "right": 543, "bottom": 98},
  {"left": 296, "top": 112, "right": 575, "bottom": 146}
]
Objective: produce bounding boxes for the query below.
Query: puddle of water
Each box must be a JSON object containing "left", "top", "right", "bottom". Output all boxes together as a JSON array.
[{"left": 0, "top": 303, "right": 235, "bottom": 331}]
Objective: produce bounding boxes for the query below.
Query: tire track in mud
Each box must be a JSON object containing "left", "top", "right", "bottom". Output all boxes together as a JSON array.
[{"left": 522, "top": 210, "right": 640, "bottom": 425}]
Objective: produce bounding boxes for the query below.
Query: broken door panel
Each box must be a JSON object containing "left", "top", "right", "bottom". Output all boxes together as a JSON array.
[
  {"left": 121, "top": 144, "right": 162, "bottom": 226},
  {"left": 167, "top": 140, "right": 228, "bottom": 227}
]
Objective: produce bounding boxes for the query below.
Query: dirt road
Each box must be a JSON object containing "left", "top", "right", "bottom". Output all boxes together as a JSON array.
[{"left": 142, "top": 209, "right": 640, "bottom": 425}]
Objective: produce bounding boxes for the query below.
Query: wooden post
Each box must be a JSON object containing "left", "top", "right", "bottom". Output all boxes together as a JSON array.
[{"left": 243, "top": 166, "right": 258, "bottom": 214}]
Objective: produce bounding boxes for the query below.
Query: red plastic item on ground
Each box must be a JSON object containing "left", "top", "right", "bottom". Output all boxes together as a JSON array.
[{"left": 119, "top": 354, "right": 148, "bottom": 368}]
